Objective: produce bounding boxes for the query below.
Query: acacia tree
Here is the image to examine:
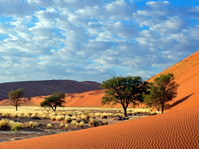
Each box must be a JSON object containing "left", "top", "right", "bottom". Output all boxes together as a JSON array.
[
  {"left": 144, "top": 73, "right": 178, "bottom": 113},
  {"left": 8, "top": 88, "right": 24, "bottom": 111},
  {"left": 40, "top": 92, "right": 65, "bottom": 112},
  {"left": 101, "top": 76, "right": 149, "bottom": 117}
]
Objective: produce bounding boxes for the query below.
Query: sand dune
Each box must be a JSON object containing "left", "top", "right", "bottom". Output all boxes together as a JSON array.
[
  {"left": 150, "top": 51, "right": 199, "bottom": 112},
  {"left": 2, "top": 52, "right": 199, "bottom": 110},
  {"left": 1, "top": 106, "right": 198, "bottom": 149},
  {"left": 3, "top": 51, "right": 197, "bottom": 112},
  {"left": 27, "top": 89, "right": 105, "bottom": 107},
  {"left": 0, "top": 53, "right": 199, "bottom": 149}
]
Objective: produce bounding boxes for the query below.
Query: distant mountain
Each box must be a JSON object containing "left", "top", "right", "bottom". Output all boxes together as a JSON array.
[
  {"left": 28, "top": 51, "right": 198, "bottom": 110},
  {"left": 0, "top": 80, "right": 101, "bottom": 100}
]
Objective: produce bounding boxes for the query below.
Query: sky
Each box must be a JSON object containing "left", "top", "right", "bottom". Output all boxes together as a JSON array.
[{"left": 0, "top": 0, "right": 199, "bottom": 83}]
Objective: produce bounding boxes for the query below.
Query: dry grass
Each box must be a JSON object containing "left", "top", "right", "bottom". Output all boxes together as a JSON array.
[{"left": 0, "top": 106, "right": 158, "bottom": 131}]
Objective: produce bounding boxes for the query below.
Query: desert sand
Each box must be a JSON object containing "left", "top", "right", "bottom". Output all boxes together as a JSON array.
[
  {"left": 0, "top": 52, "right": 199, "bottom": 149},
  {"left": 2, "top": 51, "right": 197, "bottom": 110},
  {"left": 16, "top": 51, "right": 199, "bottom": 111},
  {"left": 0, "top": 106, "right": 198, "bottom": 149},
  {"left": 150, "top": 51, "right": 199, "bottom": 112}
]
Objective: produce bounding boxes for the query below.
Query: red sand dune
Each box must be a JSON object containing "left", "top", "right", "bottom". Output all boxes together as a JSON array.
[
  {"left": 1, "top": 106, "right": 198, "bottom": 149},
  {"left": 27, "top": 51, "right": 199, "bottom": 111},
  {"left": 149, "top": 51, "right": 199, "bottom": 112},
  {"left": 1, "top": 52, "right": 199, "bottom": 112},
  {"left": 28, "top": 90, "right": 105, "bottom": 107},
  {"left": 26, "top": 89, "right": 123, "bottom": 108},
  {"left": 0, "top": 52, "right": 199, "bottom": 149}
]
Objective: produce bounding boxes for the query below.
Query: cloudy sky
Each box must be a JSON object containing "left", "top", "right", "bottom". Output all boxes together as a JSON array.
[{"left": 0, "top": 0, "right": 199, "bottom": 83}]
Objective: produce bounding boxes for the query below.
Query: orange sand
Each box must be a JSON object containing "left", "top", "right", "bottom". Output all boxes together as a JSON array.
[
  {"left": 1, "top": 106, "right": 198, "bottom": 149},
  {"left": 1, "top": 52, "right": 199, "bottom": 112},
  {"left": 149, "top": 51, "right": 199, "bottom": 112},
  {"left": 23, "top": 51, "right": 199, "bottom": 111},
  {"left": 0, "top": 52, "right": 199, "bottom": 149}
]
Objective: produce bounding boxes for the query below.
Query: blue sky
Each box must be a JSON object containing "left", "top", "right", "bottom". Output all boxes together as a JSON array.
[{"left": 0, "top": 0, "right": 199, "bottom": 83}]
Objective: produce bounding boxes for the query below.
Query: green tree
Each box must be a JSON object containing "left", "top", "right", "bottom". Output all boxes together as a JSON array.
[
  {"left": 40, "top": 92, "right": 65, "bottom": 112},
  {"left": 8, "top": 88, "right": 24, "bottom": 111},
  {"left": 101, "top": 76, "right": 149, "bottom": 117},
  {"left": 144, "top": 73, "right": 178, "bottom": 113}
]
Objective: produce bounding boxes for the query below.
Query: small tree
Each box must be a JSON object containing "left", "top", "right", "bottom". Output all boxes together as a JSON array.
[
  {"left": 8, "top": 88, "right": 24, "bottom": 111},
  {"left": 144, "top": 73, "right": 178, "bottom": 113},
  {"left": 101, "top": 76, "right": 149, "bottom": 117},
  {"left": 40, "top": 92, "right": 65, "bottom": 112}
]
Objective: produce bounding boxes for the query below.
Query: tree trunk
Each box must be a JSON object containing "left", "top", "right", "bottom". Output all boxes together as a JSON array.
[
  {"left": 161, "top": 102, "right": 165, "bottom": 114},
  {"left": 52, "top": 106, "right": 56, "bottom": 112},
  {"left": 123, "top": 107, "right": 127, "bottom": 117},
  {"left": 15, "top": 99, "right": 18, "bottom": 111},
  {"left": 16, "top": 104, "right": 18, "bottom": 111}
]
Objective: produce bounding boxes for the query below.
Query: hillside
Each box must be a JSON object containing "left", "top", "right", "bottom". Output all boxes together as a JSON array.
[
  {"left": 149, "top": 51, "right": 199, "bottom": 112},
  {"left": 1, "top": 52, "right": 199, "bottom": 149},
  {"left": 0, "top": 80, "right": 101, "bottom": 100},
  {"left": 1, "top": 51, "right": 199, "bottom": 111},
  {"left": 29, "top": 51, "right": 199, "bottom": 110},
  {"left": 63, "top": 51, "right": 199, "bottom": 110}
]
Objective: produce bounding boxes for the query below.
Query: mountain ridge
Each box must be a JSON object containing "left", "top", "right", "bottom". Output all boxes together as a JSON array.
[{"left": 0, "top": 79, "right": 101, "bottom": 100}]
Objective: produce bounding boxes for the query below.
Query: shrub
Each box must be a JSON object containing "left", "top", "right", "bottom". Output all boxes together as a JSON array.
[
  {"left": 28, "top": 121, "right": 39, "bottom": 128},
  {"left": 56, "top": 115, "right": 65, "bottom": 121},
  {"left": 60, "top": 123, "right": 65, "bottom": 128},
  {"left": 65, "top": 116, "right": 72, "bottom": 123},
  {"left": 78, "top": 121, "right": 85, "bottom": 128},
  {"left": 71, "top": 120, "right": 78, "bottom": 126},
  {"left": 0, "top": 119, "right": 23, "bottom": 131},
  {"left": 47, "top": 123, "right": 53, "bottom": 129},
  {"left": 10, "top": 122, "right": 22, "bottom": 131},
  {"left": 89, "top": 119, "right": 105, "bottom": 127},
  {"left": 64, "top": 124, "right": 69, "bottom": 130},
  {"left": 102, "top": 120, "right": 108, "bottom": 125}
]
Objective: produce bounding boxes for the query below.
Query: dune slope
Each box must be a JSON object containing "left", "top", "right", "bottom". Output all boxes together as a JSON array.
[
  {"left": 1, "top": 106, "right": 198, "bottom": 149},
  {"left": 149, "top": 51, "right": 199, "bottom": 112},
  {"left": 18, "top": 52, "right": 199, "bottom": 111}
]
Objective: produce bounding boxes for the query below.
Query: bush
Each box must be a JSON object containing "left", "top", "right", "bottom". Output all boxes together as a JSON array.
[
  {"left": 71, "top": 120, "right": 78, "bottom": 126},
  {"left": 64, "top": 124, "right": 69, "bottom": 130},
  {"left": 78, "top": 121, "right": 85, "bottom": 128},
  {"left": 60, "top": 123, "right": 65, "bottom": 128},
  {"left": 47, "top": 123, "right": 53, "bottom": 129},
  {"left": 0, "top": 119, "right": 23, "bottom": 131},
  {"left": 65, "top": 116, "right": 72, "bottom": 123}
]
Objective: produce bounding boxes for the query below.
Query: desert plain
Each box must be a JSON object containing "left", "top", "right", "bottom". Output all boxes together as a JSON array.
[{"left": 0, "top": 52, "right": 199, "bottom": 149}]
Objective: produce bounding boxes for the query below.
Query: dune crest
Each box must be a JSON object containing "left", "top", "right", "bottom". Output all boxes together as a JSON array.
[{"left": 27, "top": 52, "right": 199, "bottom": 111}]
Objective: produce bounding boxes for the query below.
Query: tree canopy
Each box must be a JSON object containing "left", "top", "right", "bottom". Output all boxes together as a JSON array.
[
  {"left": 101, "top": 76, "right": 149, "bottom": 117},
  {"left": 40, "top": 92, "right": 65, "bottom": 112},
  {"left": 144, "top": 73, "right": 178, "bottom": 113},
  {"left": 8, "top": 88, "right": 24, "bottom": 111}
]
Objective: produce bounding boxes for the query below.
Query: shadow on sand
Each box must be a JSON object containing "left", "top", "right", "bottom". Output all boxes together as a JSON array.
[{"left": 166, "top": 93, "right": 194, "bottom": 109}]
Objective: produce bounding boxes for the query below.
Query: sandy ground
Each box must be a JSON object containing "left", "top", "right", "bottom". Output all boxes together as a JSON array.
[
  {"left": 2, "top": 51, "right": 199, "bottom": 110},
  {"left": 0, "top": 52, "right": 199, "bottom": 149},
  {"left": 0, "top": 106, "right": 198, "bottom": 149},
  {"left": 29, "top": 51, "right": 199, "bottom": 111}
]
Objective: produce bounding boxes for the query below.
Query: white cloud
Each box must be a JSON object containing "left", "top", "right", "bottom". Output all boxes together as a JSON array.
[{"left": 0, "top": 0, "right": 198, "bottom": 83}]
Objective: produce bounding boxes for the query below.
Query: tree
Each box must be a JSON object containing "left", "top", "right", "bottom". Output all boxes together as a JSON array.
[
  {"left": 101, "top": 76, "right": 149, "bottom": 117},
  {"left": 144, "top": 73, "right": 178, "bottom": 113},
  {"left": 40, "top": 92, "right": 65, "bottom": 112},
  {"left": 8, "top": 88, "right": 24, "bottom": 111}
]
